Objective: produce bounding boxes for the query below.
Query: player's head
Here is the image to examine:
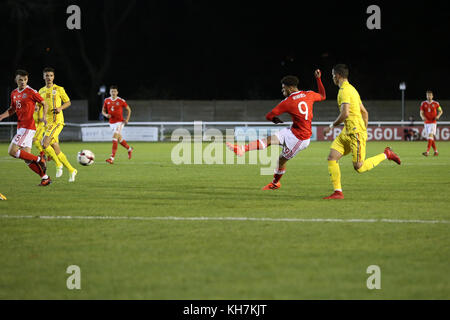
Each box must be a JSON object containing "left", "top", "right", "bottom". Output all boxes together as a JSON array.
[
  {"left": 426, "top": 90, "right": 433, "bottom": 101},
  {"left": 43, "top": 67, "right": 55, "bottom": 84},
  {"left": 110, "top": 85, "right": 118, "bottom": 98},
  {"left": 15, "top": 69, "right": 29, "bottom": 89},
  {"left": 332, "top": 64, "right": 349, "bottom": 85},
  {"left": 280, "top": 75, "right": 299, "bottom": 97}
]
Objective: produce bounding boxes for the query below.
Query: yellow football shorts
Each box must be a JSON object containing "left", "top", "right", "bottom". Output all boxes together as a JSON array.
[
  {"left": 331, "top": 131, "right": 367, "bottom": 163},
  {"left": 44, "top": 122, "right": 64, "bottom": 144}
]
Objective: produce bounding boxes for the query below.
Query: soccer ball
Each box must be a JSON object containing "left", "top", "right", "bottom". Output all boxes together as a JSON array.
[{"left": 77, "top": 150, "right": 95, "bottom": 166}]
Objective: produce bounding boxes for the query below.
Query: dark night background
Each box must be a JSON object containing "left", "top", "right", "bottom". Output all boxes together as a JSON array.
[{"left": 1, "top": 0, "right": 449, "bottom": 119}]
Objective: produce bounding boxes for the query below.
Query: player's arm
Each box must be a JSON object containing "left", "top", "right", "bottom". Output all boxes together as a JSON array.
[
  {"left": 360, "top": 102, "right": 369, "bottom": 128},
  {"left": 55, "top": 87, "right": 71, "bottom": 113},
  {"left": 420, "top": 109, "right": 425, "bottom": 121},
  {"left": 0, "top": 108, "right": 15, "bottom": 121},
  {"left": 55, "top": 101, "right": 71, "bottom": 113},
  {"left": 314, "top": 69, "right": 326, "bottom": 100},
  {"left": 124, "top": 105, "right": 131, "bottom": 124},
  {"left": 436, "top": 106, "right": 443, "bottom": 120},
  {"left": 101, "top": 101, "right": 111, "bottom": 119},
  {"left": 324, "top": 103, "right": 350, "bottom": 134},
  {"left": 40, "top": 100, "right": 49, "bottom": 125},
  {"left": 265, "top": 101, "right": 287, "bottom": 124}
]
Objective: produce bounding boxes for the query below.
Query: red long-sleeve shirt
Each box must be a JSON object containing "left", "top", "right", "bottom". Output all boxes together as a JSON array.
[{"left": 266, "top": 78, "right": 326, "bottom": 140}]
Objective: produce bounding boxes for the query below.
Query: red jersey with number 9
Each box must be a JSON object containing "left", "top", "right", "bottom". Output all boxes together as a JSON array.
[
  {"left": 266, "top": 90, "right": 325, "bottom": 140},
  {"left": 10, "top": 86, "right": 44, "bottom": 130},
  {"left": 103, "top": 97, "right": 128, "bottom": 124}
]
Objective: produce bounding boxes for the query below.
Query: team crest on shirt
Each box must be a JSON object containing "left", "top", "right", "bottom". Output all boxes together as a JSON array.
[
  {"left": 52, "top": 90, "right": 57, "bottom": 95},
  {"left": 22, "top": 93, "right": 27, "bottom": 99},
  {"left": 116, "top": 102, "right": 119, "bottom": 106}
]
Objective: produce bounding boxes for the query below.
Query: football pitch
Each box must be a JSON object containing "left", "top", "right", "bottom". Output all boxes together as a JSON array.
[{"left": 0, "top": 141, "right": 449, "bottom": 299}]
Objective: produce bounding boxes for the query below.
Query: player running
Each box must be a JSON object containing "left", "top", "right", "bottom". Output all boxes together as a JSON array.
[
  {"left": 38, "top": 67, "right": 77, "bottom": 182},
  {"left": 420, "top": 90, "right": 443, "bottom": 156},
  {"left": 322, "top": 64, "right": 401, "bottom": 200},
  {"left": 102, "top": 85, "right": 133, "bottom": 164},
  {"left": 0, "top": 70, "right": 52, "bottom": 186},
  {"left": 227, "top": 70, "right": 326, "bottom": 190}
]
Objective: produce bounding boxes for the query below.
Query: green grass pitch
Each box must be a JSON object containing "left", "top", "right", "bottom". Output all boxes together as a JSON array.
[{"left": 0, "top": 141, "right": 449, "bottom": 299}]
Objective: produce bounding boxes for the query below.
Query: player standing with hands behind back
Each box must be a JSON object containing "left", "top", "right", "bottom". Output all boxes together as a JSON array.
[
  {"left": 102, "top": 85, "right": 133, "bottom": 164},
  {"left": 420, "top": 90, "right": 443, "bottom": 156}
]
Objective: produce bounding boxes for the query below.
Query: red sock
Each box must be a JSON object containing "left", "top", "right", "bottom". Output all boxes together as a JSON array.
[
  {"left": 120, "top": 139, "right": 130, "bottom": 150},
  {"left": 431, "top": 140, "right": 437, "bottom": 151},
  {"left": 28, "top": 162, "right": 45, "bottom": 177},
  {"left": 16, "top": 150, "right": 38, "bottom": 162},
  {"left": 245, "top": 139, "right": 267, "bottom": 152},
  {"left": 273, "top": 168, "right": 286, "bottom": 184},
  {"left": 112, "top": 139, "right": 118, "bottom": 157},
  {"left": 427, "top": 139, "right": 432, "bottom": 152}
]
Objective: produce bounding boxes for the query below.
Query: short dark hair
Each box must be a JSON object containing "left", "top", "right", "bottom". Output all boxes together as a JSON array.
[
  {"left": 333, "top": 64, "right": 349, "bottom": 78},
  {"left": 426, "top": 90, "right": 433, "bottom": 94},
  {"left": 15, "top": 69, "right": 29, "bottom": 77},
  {"left": 110, "top": 85, "right": 118, "bottom": 90},
  {"left": 281, "top": 75, "right": 299, "bottom": 87},
  {"left": 43, "top": 67, "right": 55, "bottom": 74}
]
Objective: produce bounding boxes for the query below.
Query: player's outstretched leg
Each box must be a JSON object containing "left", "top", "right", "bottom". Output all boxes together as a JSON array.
[
  {"left": 383, "top": 147, "right": 401, "bottom": 164},
  {"left": 226, "top": 139, "right": 268, "bottom": 157}
]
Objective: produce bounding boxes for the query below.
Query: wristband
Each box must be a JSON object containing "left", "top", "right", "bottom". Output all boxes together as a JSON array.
[{"left": 329, "top": 123, "right": 334, "bottom": 129}]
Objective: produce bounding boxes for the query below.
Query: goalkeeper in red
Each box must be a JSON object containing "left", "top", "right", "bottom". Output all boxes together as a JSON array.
[{"left": 227, "top": 69, "right": 326, "bottom": 190}]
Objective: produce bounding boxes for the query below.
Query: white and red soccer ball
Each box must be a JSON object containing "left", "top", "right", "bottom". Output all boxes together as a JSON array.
[{"left": 77, "top": 150, "right": 95, "bottom": 166}]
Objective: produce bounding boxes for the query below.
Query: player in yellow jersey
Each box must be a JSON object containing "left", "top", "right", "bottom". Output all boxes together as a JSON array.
[
  {"left": 38, "top": 67, "right": 77, "bottom": 182},
  {"left": 322, "top": 64, "right": 401, "bottom": 199}
]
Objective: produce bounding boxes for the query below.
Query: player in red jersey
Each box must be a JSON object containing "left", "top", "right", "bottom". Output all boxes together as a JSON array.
[
  {"left": 0, "top": 70, "right": 52, "bottom": 186},
  {"left": 420, "top": 90, "right": 443, "bottom": 156},
  {"left": 227, "top": 69, "right": 326, "bottom": 190},
  {"left": 101, "top": 85, "right": 133, "bottom": 164}
]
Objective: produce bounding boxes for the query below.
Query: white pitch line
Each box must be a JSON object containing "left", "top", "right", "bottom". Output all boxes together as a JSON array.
[{"left": 0, "top": 214, "right": 449, "bottom": 224}]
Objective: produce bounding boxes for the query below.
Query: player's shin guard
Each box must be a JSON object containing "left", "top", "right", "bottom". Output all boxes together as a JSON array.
[
  {"left": 356, "top": 153, "right": 386, "bottom": 173},
  {"left": 273, "top": 168, "right": 286, "bottom": 184},
  {"left": 57, "top": 152, "right": 75, "bottom": 172},
  {"left": 328, "top": 160, "right": 342, "bottom": 191},
  {"left": 15, "top": 150, "right": 38, "bottom": 162},
  {"left": 44, "top": 146, "right": 63, "bottom": 167},
  {"left": 112, "top": 139, "right": 118, "bottom": 157},
  {"left": 245, "top": 139, "right": 267, "bottom": 152},
  {"left": 119, "top": 139, "right": 130, "bottom": 150}
]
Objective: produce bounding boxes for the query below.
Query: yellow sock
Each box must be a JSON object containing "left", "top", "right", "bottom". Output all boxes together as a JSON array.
[
  {"left": 58, "top": 152, "right": 75, "bottom": 172},
  {"left": 34, "top": 140, "right": 43, "bottom": 153},
  {"left": 45, "top": 146, "right": 63, "bottom": 167},
  {"left": 328, "top": 160, "right": 342, "bottom": 191},
  {"left": 356, "top": 153, "right": 386, "bottom": 173}
]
